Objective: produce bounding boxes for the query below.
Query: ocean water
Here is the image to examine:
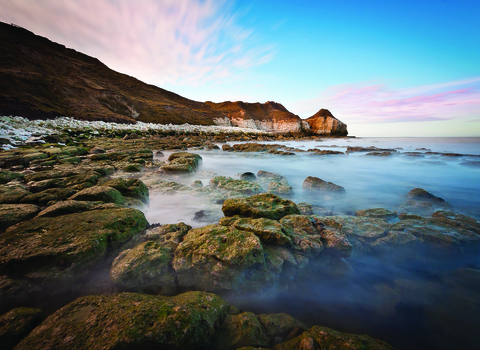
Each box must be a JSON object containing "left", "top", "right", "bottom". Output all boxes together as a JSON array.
[{"left": 145, "top": 137, "right": 480, "bottom": 350}]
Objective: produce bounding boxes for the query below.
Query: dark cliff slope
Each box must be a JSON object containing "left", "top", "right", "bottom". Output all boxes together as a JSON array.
[{"left": 0, "top": 21, "right": 224, "bottom": 124}]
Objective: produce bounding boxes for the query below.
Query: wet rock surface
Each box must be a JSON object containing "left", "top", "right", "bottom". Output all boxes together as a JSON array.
[{"left": 0, "top": 133, "right": 479, "bottom": 349}]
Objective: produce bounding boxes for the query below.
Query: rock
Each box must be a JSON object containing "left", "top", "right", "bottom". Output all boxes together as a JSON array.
[
  {"left": 69, "top": 185, "right": 126, "bottom": 204},
  {"left": 123, "top": 132, "right": 140, "bottom": 140},
  {"left": 274, "top": 325, "right": 395, "bottom": 350},
  {"left": 0, "top": 171, "right": 24, "bottom": 185},
  {"left": 257, "top": 171, "right": 293, "bottom": 195},
  {"left": 355, "top": 208, "right": 398, "bottom": 220},
  {"left": 213, "top": 312, "right": 271, "bottom": 350},
  {"left": 305, "top": 109, "right": 348, "bottom": 136},
  {"left": 167, "top": 152, "right": 202, "bottom": 168},
  {"left": 110, "top": 241, "right": 176, "bottom": 294},
  {"left": 399, "top": 188, "right": 453, "bottom": 216},
  {"left": 15, "top": 292, "right": 230, "bottom": 350},
  {"left": 123, "top": 164, "right": 143, "bottom": 172},
  {"left": 0, "top": 208, "right": 148, "bottom": 297},
  {"left": 257, "top": 313, "right": 307, "bottom": 343},
  {"left": 222, "top": 144, "right": 234, "bottom": 152},
  {"left": 222, "top": 193, "right": 301, "bottom": 220},
  {"left": 406, "top": 188, "right": 452, "bottom": 208},
  {"left": 302, "top": 176, "right": 345, "bottom": 194},
  {"left": 0, "top": 307, "right": 47, "bottom": 350},
  {"left": 210, "top": 176, "right": 264, "bottom": 195},
  {"left": 0, "top": 183, "right": 31, "bottom": 204},
  {"left": 19, "top": 191, "right": 58, "bottom": 206},
  {"left": 36, "top": 200, "right": 101, "bottom": 217},
  {"left": 0, "top": 204, "right": 41, "bottom": 231},
  {"left": 101, "top": 178, "right": 149, "bottom": 204},
  {"left": 240, "top": 172, "right": 257, "bottom": 181},
  {"left": 191, "top": 180, "right": 203, "bottom": 188},
  {"left": 220, "top": 217, "right": 292, "bottom": 246},
  {"left": 173, "top": 224, "right": 273, "bottom": 294},
  {"left": 365, "top": 151, "right": 393, "bottom": 156},
  {"left": 89, "top": 146, "right": 105, "bottom": 154},
  {"left": 297, "top": 202, "right": 313, "bottom": 215},
  {"left": 144, "top": 223, "right": 192, "bottom": 245}
]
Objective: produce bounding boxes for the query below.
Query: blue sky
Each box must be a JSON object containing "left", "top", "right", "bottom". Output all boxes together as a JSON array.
[{"left": 1, "top": 0, "right": 479, "bottom": 136}]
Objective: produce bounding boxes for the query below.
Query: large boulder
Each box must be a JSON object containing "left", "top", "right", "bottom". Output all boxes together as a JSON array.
[
  {"left": 256, "top": 171, "right": 293, "bottom": 195},
  {"left": 15, "top": 292, "right": 230, "bottom": 350},
  {"left": 399, "top": 188, "right": 453, "bottom": 216},
  {"left": 173, "top": 224, "right": 274, "bottom": 294},
  {"left": 222, "top": 193, "right": 301, "bottom": 220}
]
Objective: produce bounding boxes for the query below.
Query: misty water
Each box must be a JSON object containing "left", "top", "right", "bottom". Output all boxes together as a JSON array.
[{"left": 145, "top": 137, "right": 480, "bottom": 350}]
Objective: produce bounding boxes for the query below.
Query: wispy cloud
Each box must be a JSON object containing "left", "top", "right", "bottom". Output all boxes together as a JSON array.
[
  {"left": 0, "top": 0, "right": 273, "bottom": 86},
  {"left": 293, "top": 77, "right": 480, "bottom": 123}
]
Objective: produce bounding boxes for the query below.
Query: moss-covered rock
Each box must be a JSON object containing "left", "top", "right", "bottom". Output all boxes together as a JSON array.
[
  {"left": 273, "top": 325, "right": 395, "bottom": 350},
  {"left": 111, "top": 241, "right": 175, "bottom": 294},
  {"left": 15, "top": 291, "right": 230, "bottom": 350},
  {"left": 0, "top": 183, "right": 31, "bottom": 204},
  {"left": 162, "top": 152, "right": 202, "bottom": 173},
  {"left": 257, "top": 313, "right": 307, "bottom": 344},
  {"left": 0, "top": 204, "right": 41, "bottom": 231},
  {"left": 69, "top": 186, "right": 126, "bottom": 204},
  {"left": 36, "top": 200, "right": 103, "bottom": 217},
  {"left": 220, "top": 217, "right": 292, "bottom": 246},
  {"left": 0, "top": 208, "right": 148, "bottom": 295},
  {"left": 123, "top": 163, "right": 144, "bottom": 172},
  {"left": 222, "top": 193, "right": 301, "bottom": 220},
  {"left": 0, "top": 307, "right": 47, "bottom": 350},
  {"left": 211, "top": 176, "right": 264, "bottom": 195},
  {"left": 145, "top": 222, "right": 192, "bottom": 245},
  {"left": 214, "top": 312, "right": 271, "bottom": 350},
  {"left": 19, "top": 191, "right": 58, "bottom": 206},
  {"left": 173, "top": 224, "right": 275, "bottom": 293},
  {"left": 0, "top": 171, "right": 24, "bottom": 185},
  {"left": 101, "top": 178, "right": 149, "bottom": 204},
  {"left": 355, "top": 208, "right": 398, "bottom": 220},
  {"left": 256, "top": 171, "right": 293, "bottom": 196}
]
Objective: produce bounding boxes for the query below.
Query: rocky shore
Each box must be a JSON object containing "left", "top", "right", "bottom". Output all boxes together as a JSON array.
[{"left": 1, "top": 122, "right": 479, "bottom": 349}]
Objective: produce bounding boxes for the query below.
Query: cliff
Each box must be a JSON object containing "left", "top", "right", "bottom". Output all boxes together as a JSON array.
[{"left": 205, "top": 101, "right": 308, "bottom": 133}]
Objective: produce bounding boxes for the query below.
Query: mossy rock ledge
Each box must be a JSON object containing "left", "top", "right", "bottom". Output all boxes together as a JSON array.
[{"left": 0, "top": 207, "right": 148, "bottom": 307}]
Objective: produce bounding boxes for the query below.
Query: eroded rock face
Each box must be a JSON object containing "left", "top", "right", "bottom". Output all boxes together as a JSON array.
[
  {"left": 305, "top": 109, "right": 348, "bottom": 136},
  {"left": 206, "top": 101, "right": 306, "bottom": 133},
  {"left": 15, "top": 292, "right": 231, "bottom": 350}
]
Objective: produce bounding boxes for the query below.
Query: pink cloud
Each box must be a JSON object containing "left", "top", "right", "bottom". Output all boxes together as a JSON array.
[
  {"left": 293, "top": 77, "right": 480, "bottom": 124},
  {"left": 0, "top": 0, "right": 273, "bottom": 86}
]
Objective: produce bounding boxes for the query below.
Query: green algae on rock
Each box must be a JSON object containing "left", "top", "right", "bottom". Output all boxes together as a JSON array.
[
  {"left": 101, "top": 178, "right": 149, "bottom": 204},
  {"left": 0, "top": 203, "right": 40, "bottom": 231},
  {"left": 0, "top": 307, "right": 47, "bottom": 350},
  {"left": 0, "top": 208, "right": 148, "bottom": 294},
  {"left": 222, "top": 193, "right": 301, "bottom": 220},
  {"left": 69, "top": 185, "right": 126, "bottom": 204},
  {"left": 162, "top": 152, "right": 202, "bottom": 174},
  {"left": 213, "top": 312, "right": 271, "bottom": 350},
  {"left": 15, "top": 292, "right": 230, "bottom": 350},
  {"left": 111, "top": 241, "right": 176, "bottom": 295},
  {"left": 273, "top": 325, "right": 396, "bottom": 350}
]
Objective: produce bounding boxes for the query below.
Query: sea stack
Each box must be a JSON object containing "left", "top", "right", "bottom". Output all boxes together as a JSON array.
[{"left": 306, "top": 108, "right": 348, "bottom": 136}]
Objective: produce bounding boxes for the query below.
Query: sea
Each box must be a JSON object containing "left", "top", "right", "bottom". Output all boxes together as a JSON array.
[{"left": 145, "top": 136, "right": 480, "bottom": 350}]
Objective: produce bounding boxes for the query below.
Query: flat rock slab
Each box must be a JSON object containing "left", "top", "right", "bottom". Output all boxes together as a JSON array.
[
  {"left": 0, "top": 204, "right": 40, "bottom": 231},
  {"left": 15, "top": 292, "right": 230, "bottom": 350},
  {"left": 0, "top": 208, "right": 148, "bottom": 284}
]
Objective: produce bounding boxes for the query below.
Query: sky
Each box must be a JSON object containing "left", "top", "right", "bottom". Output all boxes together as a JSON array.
[{"left": 1, "top": 0, "right": 479, "bottom": 137}]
